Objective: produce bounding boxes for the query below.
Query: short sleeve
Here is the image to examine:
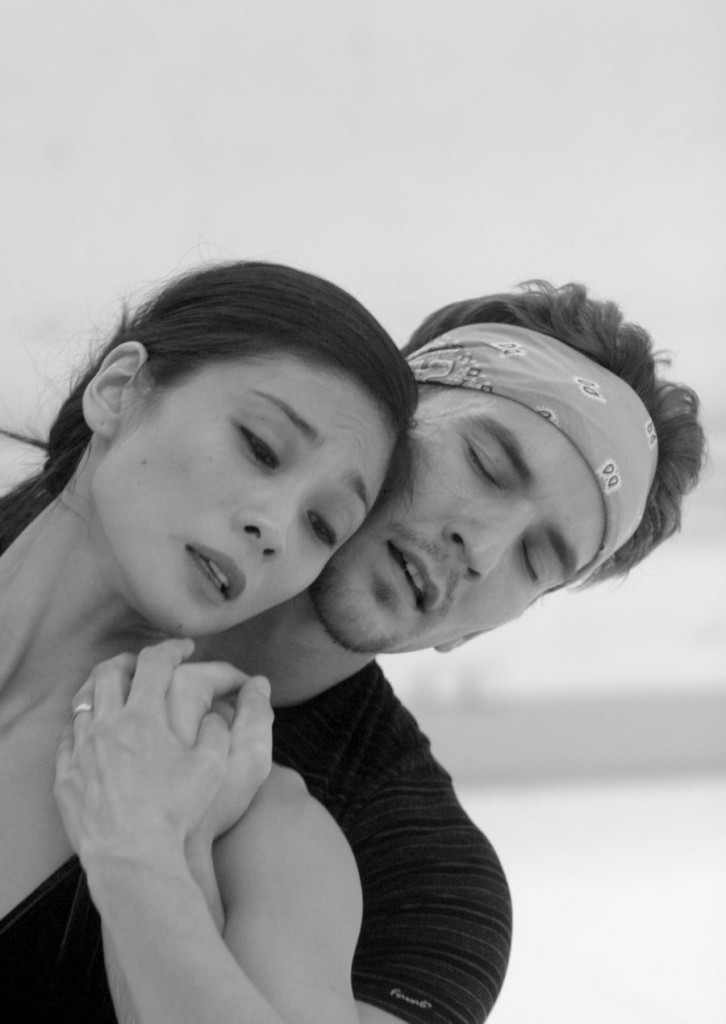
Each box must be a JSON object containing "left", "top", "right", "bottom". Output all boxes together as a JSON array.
[{"left": 347, "top": 772, "right": 512, "bottom": 1024}]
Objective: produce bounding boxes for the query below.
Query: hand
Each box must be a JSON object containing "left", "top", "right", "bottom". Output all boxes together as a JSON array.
[
  {"left": 165, "top": 658, "right": 274, "bottom": 843},
  {"left": 54, "top": 639, "right": 272, "bottom": 870}
]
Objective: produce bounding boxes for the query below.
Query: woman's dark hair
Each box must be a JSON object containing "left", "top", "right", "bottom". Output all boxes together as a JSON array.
[
  {"left": 404, "top": 280, "right": 706, "bottom": 585},
  {"left": 1, "top": 262, "right": 416, "bottom": 550}
]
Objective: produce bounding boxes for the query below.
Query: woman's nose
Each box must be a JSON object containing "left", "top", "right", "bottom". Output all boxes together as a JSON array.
[{"left": 240, "top": 515, "right": 287, "bottom": 558}]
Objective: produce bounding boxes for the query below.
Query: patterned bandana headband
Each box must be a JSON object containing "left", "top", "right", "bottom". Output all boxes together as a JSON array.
[{"left": 407, "top": 324, "right": 658, "bottom": 580}]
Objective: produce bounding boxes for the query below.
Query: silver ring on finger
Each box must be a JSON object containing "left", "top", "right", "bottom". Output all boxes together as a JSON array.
[{"left": 71, "top": 701, "right": 94, "bottom": 723}]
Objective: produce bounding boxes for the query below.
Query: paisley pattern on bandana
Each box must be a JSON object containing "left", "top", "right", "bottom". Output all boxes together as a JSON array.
[{"left": 407, "top": 324, "right": 658, "bottom": 579}]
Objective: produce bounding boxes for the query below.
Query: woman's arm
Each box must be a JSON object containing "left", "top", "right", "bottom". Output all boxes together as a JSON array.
[
  {"left": 54, "top": 640, "right": 363, "bottom": 1024},
  {"left": 95, "top": 766, "right": 362, "bottom": 1024},
  {"left": 100, "top": 832, "right": 226, "bottom": 1024}
]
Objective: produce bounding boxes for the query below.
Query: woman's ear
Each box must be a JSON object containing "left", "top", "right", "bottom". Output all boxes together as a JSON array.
[{"left": 82, "top": 342, "right": 149, "bottom": 439}]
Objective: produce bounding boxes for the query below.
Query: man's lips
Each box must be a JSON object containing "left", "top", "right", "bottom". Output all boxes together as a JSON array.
[
  {"left": 387, "top": 542, "right": 440, "bottom": 611},
  {"left": 186, "top": 544, "right": 245, "bottom": 602}
]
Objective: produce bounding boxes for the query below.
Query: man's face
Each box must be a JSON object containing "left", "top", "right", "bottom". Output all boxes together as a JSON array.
[{"left": 309, "top": 386, "right": 606, "bottom": 654}]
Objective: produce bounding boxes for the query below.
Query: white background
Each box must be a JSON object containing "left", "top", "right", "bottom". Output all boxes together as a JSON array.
[{"left": 1, "top": 2, "right": 724, "bottom": 1021}]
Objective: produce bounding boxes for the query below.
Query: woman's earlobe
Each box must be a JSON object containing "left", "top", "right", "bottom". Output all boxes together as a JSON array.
[{"left": 82, "top": 342, "right": 149, "bottom": 438}]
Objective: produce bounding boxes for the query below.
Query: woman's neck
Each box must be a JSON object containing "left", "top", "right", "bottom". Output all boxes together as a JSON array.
[
  {"left": 0, "top": 500, "right": 165, "bottom": 718},
  {"left": 193, "top": 594, "right": 373, "bottom": 707}
]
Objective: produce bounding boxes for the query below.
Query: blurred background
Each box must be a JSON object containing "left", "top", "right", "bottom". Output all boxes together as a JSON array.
[{"left": 1, "top": 2, "right": 724, "bottom": 1020}]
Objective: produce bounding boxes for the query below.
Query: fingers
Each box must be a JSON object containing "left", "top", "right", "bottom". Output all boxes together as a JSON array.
[
  {"left": 68, "top": 641, "right": 262, "bottom": 763},
  {"left": 53, "top": 730, "right": 83, "bottom": 853},
  {"left": 71, "top": 705, "right": 94, "bottom": 745},
  {"left": 231, "top": 676, "right": 273, "bottom": 737},
  {"left": 229, "top": 675, "right": 274, "bottom": 777},
  {"left": 209, "top": 697, "right": 235, "bottom": 728},
  {"left": 166, "top": 661, "right": 251, "bottom": 747},
  {"left": 89, "top": 652, "right": 138, "bottom": 714},
  {"left": 178, "top": 661, "right": 251, "bottom": 699},
  {"left": 55, "top": 729, "right": 74, "bottom": 777},
  {"left": 196, "top": 711, "right": 232, "bottom": 759},
  {"left": 169, "top": 661, "right": 251, "bottom": 715},
  {"left": 70, "top": 651, "right": 138, "bottom": 735},
  {"left": 68, "top": 639, "right": 254, "bottom": 750},
  {"left": 232, "top": 675, "right": 272, "bottom": 729},
  {"left": 126, "top": 638, "right": 195, "bottom": 709}
]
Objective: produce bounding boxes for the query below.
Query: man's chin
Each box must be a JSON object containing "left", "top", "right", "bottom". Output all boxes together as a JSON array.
[
  {"left": 308, "top": 592, "right": 384, "bottom": 655},
  {"left": 308, "top": 575, "right": 409, "bottom": 656}
]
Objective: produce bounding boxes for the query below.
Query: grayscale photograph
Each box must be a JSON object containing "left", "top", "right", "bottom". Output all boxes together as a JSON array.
[{"left": 1, "top": 3, "right": 724, "bottom": 1023}]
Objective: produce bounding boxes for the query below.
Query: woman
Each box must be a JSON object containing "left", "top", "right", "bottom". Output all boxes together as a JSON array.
[{"left": 0, "top": 261, "right": 416, "bottom": 1023}]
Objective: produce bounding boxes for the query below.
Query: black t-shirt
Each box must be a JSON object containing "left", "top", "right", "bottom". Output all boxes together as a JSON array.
[
  {"left": 272, "top": 661, "right": 512, "bottom": 1024},
  {"left": 0, "top": 661, "right": 512, "bottom": 1024}
]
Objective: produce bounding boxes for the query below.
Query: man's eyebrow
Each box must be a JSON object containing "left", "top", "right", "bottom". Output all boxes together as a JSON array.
[
  {"left": 472, "top": 415, "right": 533, "bottom": 486},
  {"left": 345, "top": 471, "right": 371, "bottom": 513},
  {"left": 472, "top": 415, "right": 581, "bottom": 582},
  {"left": 250, "top": 392, "right": 320, "bottom": 442},
  {"left": 546, "top": 526, "right": 579, "bottom": 584}
]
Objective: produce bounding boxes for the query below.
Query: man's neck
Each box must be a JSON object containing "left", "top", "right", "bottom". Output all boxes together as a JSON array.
[{"left": 194, "top": 592, "right": 375, "bottom": 707}]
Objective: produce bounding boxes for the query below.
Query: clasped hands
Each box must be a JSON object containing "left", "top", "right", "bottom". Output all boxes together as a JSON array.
[{"left": 54, "top": 638, "right": 274, "bottom": 870}]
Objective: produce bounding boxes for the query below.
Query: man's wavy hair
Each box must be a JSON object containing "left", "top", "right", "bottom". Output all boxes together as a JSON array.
[{"left": 403, "top": 280, "right": 706, "bottom": 586}]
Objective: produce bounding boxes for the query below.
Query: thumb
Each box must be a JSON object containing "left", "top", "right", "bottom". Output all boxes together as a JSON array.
[
  {"left": 229, "top": 676, "right": 273, "bottom": 779},
  {"left": 196, "top": 711, "right": 231, "bottom": 759},
  {"left": 231, "top": 675, "right": 273, "bottom": 734}
]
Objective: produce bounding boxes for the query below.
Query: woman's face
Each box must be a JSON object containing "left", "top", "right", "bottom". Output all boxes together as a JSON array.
[{"left": 86, "top": 351, "right": 393, "bottom": 635}]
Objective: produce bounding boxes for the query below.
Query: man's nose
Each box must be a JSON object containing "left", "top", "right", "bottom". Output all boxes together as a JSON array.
[{"left": 444, "top": 518, "right": 512, "bottom": 578}]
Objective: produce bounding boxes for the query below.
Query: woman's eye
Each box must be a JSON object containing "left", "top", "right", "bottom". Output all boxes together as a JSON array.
[
  {"left": 240, "top": 428, "right": 279, "bottom": 470},
  {"left": 308, "top": 512, "right": 337, "bottom": 548},
  {"left": 467, "top": 443, "right": 498, "bottom": 487}
]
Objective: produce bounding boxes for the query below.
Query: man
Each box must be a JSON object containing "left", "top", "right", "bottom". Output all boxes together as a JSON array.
[{"left": 195, "top": 280, "right": 704, "bottom": 1024}]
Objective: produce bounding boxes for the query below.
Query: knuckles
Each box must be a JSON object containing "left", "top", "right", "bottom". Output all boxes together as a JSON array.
[
  {"left": 88, "top": 651, "right": 137, "bottom": 684},
  {"left": 167, "top": 669, "right": 202, "bottom": 709},
  {"left": 136, "top": 638, "right": 192, "bottom": 672}
]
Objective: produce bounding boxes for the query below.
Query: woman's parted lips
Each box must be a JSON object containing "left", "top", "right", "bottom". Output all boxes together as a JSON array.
[{"left": 187, "top": 543, "right": 246, "bottom": 601}]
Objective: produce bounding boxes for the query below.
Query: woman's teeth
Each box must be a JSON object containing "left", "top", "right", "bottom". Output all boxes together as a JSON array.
[{"left": 201, "top": 555, "right": 229, "bottom": 595}]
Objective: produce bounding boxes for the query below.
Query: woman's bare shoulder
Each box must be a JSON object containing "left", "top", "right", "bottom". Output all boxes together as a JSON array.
[
  {"left": 213, "top": 763, "right": 360, "bottom": 905},
  {"left": 251, "top": 762, "right": 311, "bottom": 808}
]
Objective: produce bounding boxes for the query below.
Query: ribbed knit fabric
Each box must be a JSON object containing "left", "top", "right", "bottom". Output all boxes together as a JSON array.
[{"left": 273, "top": 661, "right": 512, "bottom": 1024}]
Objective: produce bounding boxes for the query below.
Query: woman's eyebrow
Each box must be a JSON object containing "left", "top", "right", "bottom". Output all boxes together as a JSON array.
[
  {"left": 250, "top": 390, "right": 371, "bottom": 511},
  {"left": 250, "top": 391, "right": 320, "bottom": 442}
]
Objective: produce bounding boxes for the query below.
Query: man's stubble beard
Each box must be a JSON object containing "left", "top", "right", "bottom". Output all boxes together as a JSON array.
[{"left": 308, "top": 559, "right": 417, "bottom": 656}]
